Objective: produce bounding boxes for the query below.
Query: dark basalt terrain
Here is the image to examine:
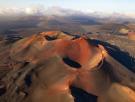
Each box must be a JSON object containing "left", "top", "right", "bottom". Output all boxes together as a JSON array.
[
  {"left": 89, "top": 34, "right": 135, "bottom": 72},
  {"left": 0, "top": 31, "right": 135, "bottom": 102}
]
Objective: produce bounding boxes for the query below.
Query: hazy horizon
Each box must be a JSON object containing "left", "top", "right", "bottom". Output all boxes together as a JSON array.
[
  {"left": 0, "top": 0, "right": 135, "bottom": 16},
  {"left": 0, "top": 0, "right": 134, "bottom": 37}
]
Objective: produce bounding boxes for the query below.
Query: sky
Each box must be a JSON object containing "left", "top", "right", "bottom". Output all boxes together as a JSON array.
[{"left": 0, "top": 0, "right": 135, "bottom": 14}]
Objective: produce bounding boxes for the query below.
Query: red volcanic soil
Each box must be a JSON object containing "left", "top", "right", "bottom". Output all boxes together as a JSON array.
[
  {"left": 0, "top": 31, "right": 135, "bottom": 102},
  {"left": 128, "top": 31, "right": 135, "bottom": 40}
]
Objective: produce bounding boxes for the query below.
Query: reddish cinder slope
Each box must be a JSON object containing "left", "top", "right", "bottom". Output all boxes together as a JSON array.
[
  {"left": 0, "top": 31, "right": 135, "bottom": 102},
  {"left": 10, "top": 31, "right": 103, "bottom": 68},
  {"left": 128, "top": 31, "right": 135, "bottom": 40},
  {"left": 8, "top": 31, "right": 103, "bottom": 102}
]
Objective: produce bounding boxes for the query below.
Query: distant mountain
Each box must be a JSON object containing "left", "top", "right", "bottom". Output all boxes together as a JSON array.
[{"left": 0, "top": 7, "right": 134, "bottom": 36}]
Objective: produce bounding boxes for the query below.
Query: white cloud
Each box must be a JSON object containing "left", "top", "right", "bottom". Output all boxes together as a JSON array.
[{"left": 0, "top": 6, "right": 134, "bottom": 19}]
